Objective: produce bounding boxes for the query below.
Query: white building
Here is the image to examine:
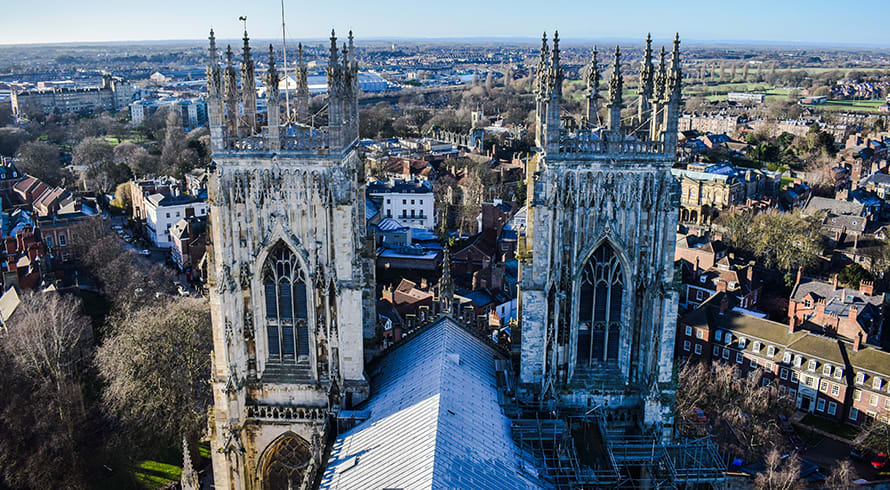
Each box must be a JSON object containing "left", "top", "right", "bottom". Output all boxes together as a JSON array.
[
  {"left": 144, "top": 192, "right": 208, "bottom": 248},
  {"left": 129, "top": 97, "right": 207, "bottom": 128},
  {"left": 367, "top": 180, "right": 435, "bottom": 230}
]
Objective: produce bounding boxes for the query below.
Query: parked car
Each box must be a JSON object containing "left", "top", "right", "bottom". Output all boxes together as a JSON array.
[
  {"left": 139, "top": 249, "right": 151, "bottom": 256},
  {"left": 872, "top": 453, "right": 888, "bottom": 470},
  {"left": 692, "top": 408, "right": 708, "bottom": 424}
]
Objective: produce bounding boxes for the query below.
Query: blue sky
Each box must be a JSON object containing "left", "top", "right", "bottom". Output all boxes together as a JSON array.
[{"left": 3, "top": 0, "right": 889, "bottom": 46}]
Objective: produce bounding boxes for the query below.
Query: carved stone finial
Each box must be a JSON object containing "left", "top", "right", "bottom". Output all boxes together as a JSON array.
[{"left": 609, "top": 45, "right": 623, "bottom": 104}]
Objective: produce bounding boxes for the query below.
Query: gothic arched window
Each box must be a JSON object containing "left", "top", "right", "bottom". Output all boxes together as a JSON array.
[
  {"left": 577, "top": 243, "right": 624, "bottom": 366},
  {"left": 262, "top": 433, "right": 312, "bottom": 490},
  {"left": 263, "top": 243, "right": 310, "bottom": 363}
]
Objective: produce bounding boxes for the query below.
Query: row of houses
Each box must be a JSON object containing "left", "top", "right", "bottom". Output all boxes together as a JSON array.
[{"left": 678, "top": 292, "right": 890, "bottom": 426}]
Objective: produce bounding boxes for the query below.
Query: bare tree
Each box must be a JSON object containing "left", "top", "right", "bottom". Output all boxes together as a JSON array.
[
  {"left": 5, "top": 292, "right": 92, "bottom": 386},
  {"left": 825, "top": 460, "right": 855, "bottom": 490},
  {"left": 96, "top": 297, "right": 212, "bottom": 450},
  {"left": 754, "top": 449, "right": 804, "bottom": 490}
]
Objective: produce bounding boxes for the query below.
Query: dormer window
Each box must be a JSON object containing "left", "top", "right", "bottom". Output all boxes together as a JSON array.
[
  {"left": 753, "top": 341, "right": 761, "bottom": 354},
  {"left": 834, "top": 368, "right": 843, "bottom": 379},
  {"left": 823, "top": 365, "right": 832, "bottom": 377},
  {"left": 807, "top": 359, "right": 817, "bottom": 372},
  {"left": 856, "top": 372, "right": 866, "bottom": 385},
  {"left": 794, "top": 355, "right": 803, "bottom": 368},
  {"left": 738, "top": 337, "right": 747, "bottom": 348},
  {"left": 766, "top": 345, "right": 776, "bottom": 358},
  {"left": 874, "top": 377, "right": 883, "bottom": 391},
  {"left": 715, "top": 330, "right": 723, "bottom": 342}
]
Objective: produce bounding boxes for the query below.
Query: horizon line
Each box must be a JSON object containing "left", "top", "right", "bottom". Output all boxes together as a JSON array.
[{"left": 1, "top": 35, "right": 890, "bottom": 50}]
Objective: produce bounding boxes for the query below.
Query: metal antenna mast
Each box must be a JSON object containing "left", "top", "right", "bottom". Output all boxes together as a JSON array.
[{"left": 280, "top": 0, "right": 291, "bottom": 122}]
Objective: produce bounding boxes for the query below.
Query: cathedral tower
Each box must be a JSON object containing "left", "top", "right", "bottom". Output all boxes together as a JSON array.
[
  {"left": 519, "top": 34, "right": 683, "bottom": 440},
  {"left": 205, "top": 28, "right": 370, "bottom": 490}
]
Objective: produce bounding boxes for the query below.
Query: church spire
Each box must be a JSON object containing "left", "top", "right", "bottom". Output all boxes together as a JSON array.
[
  {"left": 663, "top": 34, "right": 683, "bottom": 152},
  {"left": 240, "top": 28, "right": 257, "bottom": 134},
  {"left": 535, "top": 32, "right": 549, "bottom": 99},
  {"left": 638, "top": 33, "right": 654, "bottom": 124},
  {"left": 650, "top": 46, "right": 667, "bottom": 140},
  {"left": 295, "top": 42, "right": 309, "bottom": 122},
  {"left": 607, "top": 45, "right": 623, "bottom": 132},
  {"left": 584, "top": 45, "right": 601, "bottom": 127},
  {"left": 541, "top": 32, "right": 562, "bottom": 155},
  {"left": 265, "top": 45, "right": 281, "bottom": 150},
  {"left": 223, "top": 45, "right": 239, "bottom": 141},
  {"left": 206, "top": 29, "right": 224, "bottom": 150}
]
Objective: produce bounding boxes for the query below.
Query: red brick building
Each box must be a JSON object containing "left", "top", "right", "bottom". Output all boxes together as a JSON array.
[{"left": 678, "top": 292, "right": 890, "bottom": 426}]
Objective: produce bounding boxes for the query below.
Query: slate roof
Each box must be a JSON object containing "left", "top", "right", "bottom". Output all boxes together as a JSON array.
[
  {"left": 803, "top": 196, "right": 865, "bottom": 216},
  {"left": 321, "top": 317, "right": 542, "bottom": 489}
]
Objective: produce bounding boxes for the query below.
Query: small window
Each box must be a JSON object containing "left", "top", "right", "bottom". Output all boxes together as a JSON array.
[
  {"left": 694, "top": 343, "right": 702, "bottom": 355},
  {"left": 736, "top": 352, "right": 744, "bottom": 364},
  {"left": 823, "top": 365, "right": 832, "bottom": 377},
  {"left": 831, "top": 384, "right": 840, "bottom": 397},
  {"left": 807, "top": 359, "right": 817, "bottom": 372},
  {"left": 722, "top": 349, "right": 730, "bottom": 360},
  {"left": 713, "top": 345, "right": 720, "bottom": 356},
  {"left": 817, "top": 399, "right": 826, "bottom": 412},
  {"left": 752, "top": 341, "right": 761, "bottom": 354},
  {"left": 783, "top": 352, "right": 792, "bottom": 363},
  {"left": 696, "top": 329, "right": 705, "bottom": 340},
  {"left": 834, "top": 368, "right": 843, "bottom": 380},
  {"left": 873, "top": 378, "right": 883, "bottom": 391},
  {"left": 166, "top": 212, "right": 170, "bottom": 218},
  {"left": 804, "top": 376, "right": 816, "bottom": 388},
  {"left": 856, "top": 372, "right": 866, "bottom": 385},
  {"left": 715, "top": 330, "right": 723, "bottom": 342},
  {"left": 780, "top": 368, "right": 789, "bottom": 380},
  {"left": 749, "top": 358, "right": 758, "bottom": 369},
  {"left": 767, "top": 345, "right": 776, "bottom": 358},
  {"left": 685, "top": 326, "right": 693, "bottom": 336},
  {"left": 779, "top": 385, "right": 787, "bottom": 395},
  {"left": 870, "top": 395, "right": 879, "bottom": 407},
  {"left": 828, "top": 401, "right": 837, "bottom": 415},
  {"left": 791, "top": 371, "right": 800, "bottom": 383},
  {"left": 794, "top": 355, "right": 803, "bottom": 368},
  {"left": 738, "top": 337, "right": 747, "bottom": 349},
  {"left": 59, "top": 234, "right": 67, "bottom": 247},
  {"left": 820, "top": 379, "right": 829, "bottom": 393},
  {"left": 854, "top": 390, "right": 862, "bottom": 401},
  {"left": 849, "top": 407, "right": 859, "bottom": 421},
  {"left": 683, "top": 340, "right": 691, "bottom": 352}
]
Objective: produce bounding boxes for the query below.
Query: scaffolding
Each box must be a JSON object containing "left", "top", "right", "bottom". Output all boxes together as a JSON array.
[{"left": 509, "top": 409, "right": 727, "bottom": 489}]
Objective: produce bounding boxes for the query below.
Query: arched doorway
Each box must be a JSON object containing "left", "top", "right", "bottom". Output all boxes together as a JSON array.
[{"left": 261, "top": 433, "right": 313, "bottom": 490}]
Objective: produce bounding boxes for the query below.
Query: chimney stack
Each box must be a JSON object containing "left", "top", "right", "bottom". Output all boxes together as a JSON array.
[
  {"left": 832, "top": 273, "right": 839, "bottom": 290},
  {"left": 788, "top": 314, "right": 798, "bottom": 334},
  {"left": 716, "top": 279, "right": 728, "bottom": 293},
  {"left": 860, "top": 280, "right": 874, "bottom": 296},
  {"left": 719, "top": 295, "right": 729, "bottom": 315},
  {"left": 796, "top": 266, "right": 803, "bottom": 286},
  {"left": 853, "top": 331, "right": 862, "bottom": 352}
]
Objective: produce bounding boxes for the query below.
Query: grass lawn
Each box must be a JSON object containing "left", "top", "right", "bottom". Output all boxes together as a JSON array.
[
  {"left": 801, "top": 99, "right": 886, "bottom": 114},
  {"left": 799, "top": 414, "right": 861, "bottom": 441},
  {"left": 134, "top": 460, "right": 182, "bottom": 489}
]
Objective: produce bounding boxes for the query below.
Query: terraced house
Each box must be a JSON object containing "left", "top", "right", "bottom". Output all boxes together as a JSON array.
[{"left": 678, "top": 292, "right": 890, "bottom": 426}]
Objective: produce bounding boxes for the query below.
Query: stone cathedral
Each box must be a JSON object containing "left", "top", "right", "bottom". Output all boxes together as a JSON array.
[
  {"left": 203, "top": 21, "right": 697, "bottom": 489},
  {"left": 518, "top": 32, "right": 682, "bottom": 440},
  {"left": 204, "top": 28, "right": 374, "bottom": 490}
]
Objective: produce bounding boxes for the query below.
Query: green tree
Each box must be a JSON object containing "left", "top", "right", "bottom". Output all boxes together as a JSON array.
[{"left": 838, "top": 263, "right": 872, "bottom": 289}]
